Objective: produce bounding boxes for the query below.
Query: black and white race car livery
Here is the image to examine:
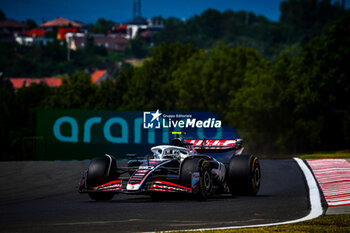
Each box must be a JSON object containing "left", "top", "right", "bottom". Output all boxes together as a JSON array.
[{"left": 79, "top": 133, "right": 261, "bottom": 201}]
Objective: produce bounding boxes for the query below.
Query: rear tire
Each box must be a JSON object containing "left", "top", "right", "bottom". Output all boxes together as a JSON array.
[
  {"left": 228, "top": 155, "right": 261, "bottom": 196},
  {"left": 86, "top": 156, "right": 116, "bottom": 201},
  {"left": 180, "top": 158, "right": 212, "bottom": 200}
]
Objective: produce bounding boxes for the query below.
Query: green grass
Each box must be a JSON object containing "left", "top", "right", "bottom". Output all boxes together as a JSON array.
[
  {"left": 172, "top": 214, "right": 350, "bottom": 232},
  {"left": 299, "top": 151, "right": 350, "bottom": 159}
]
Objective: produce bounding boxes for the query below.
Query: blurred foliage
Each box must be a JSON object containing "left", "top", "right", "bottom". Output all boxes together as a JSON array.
[
  {"left": 89, "top": 18, "right": 116, "bottom": 35},
  {"left": 153, "top": 0, "right": 343, "bottom": 60},
  {"left": 280, "top": 0, "right": 343, "bottom": 44},
  {"left": 124, "top": 36, "right": 151, "bottom": 59},
  {"left": 25, "top": 19, "right": 37, "bottom": 29},
  {"left": 121, "top": 42, "right": 197, "bottom": 110},
  {"left": 45, "top": 72, "right": 96, "bottom": 108},
  {"left": 0, "top": 40, "right": 123, "bottom": 77},
  {"left": 0, "top": 9, "right": 6, "bottom": 21}
]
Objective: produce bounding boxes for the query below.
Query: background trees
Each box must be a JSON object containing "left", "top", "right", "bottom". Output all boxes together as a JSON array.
[
  {"left": 290, "top": 12, "right": 350, "bottom": 152},
  {"left": 121, "top": 42, "right": 197, "bottom": 110},
  {"left": 90, "top": 18, "right": 116, "bottom": 35},
  {"left": 153, "top": 0, "right": 343, "bottom": 60},
  {"left": 280, "top": 0, "right": 343, "bottom": 44}
]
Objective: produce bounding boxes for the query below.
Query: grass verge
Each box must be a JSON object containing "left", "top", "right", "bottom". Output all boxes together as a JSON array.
[
  {"left": 299, "top": 151, "right": 350, "bottom": 159},
  {"left": 174, "top": 214, "right": 350, "bottom": 232}
]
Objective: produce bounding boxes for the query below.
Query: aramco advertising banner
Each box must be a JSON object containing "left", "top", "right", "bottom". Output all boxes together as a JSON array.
[{"left": 36, "top": 109, "right": 237, "bottom": 160}]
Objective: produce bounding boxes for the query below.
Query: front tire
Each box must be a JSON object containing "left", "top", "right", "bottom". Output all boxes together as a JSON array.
[
  {"left": 181, "top": 158, "right": 212, "bottom": 200},
  {"left": 227, "top": 155, "right": 261, "bottom": 196},
  {"left": 86, "top": 156, "right": 116, "bottom": 201}
]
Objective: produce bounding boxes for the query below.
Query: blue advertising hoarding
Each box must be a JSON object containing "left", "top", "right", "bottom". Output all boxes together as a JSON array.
[{"left": 36, "top": 109, "right": 236, "bottom": 160}]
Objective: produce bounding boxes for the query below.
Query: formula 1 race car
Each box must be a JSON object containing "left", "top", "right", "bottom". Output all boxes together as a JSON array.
[{"left": 78, "top": 132, "right": 261, "bottom": 201}]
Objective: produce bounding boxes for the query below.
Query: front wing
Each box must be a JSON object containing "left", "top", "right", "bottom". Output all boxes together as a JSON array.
[{"left": 79, "top": 173, "right": 194, "bottom": 195}]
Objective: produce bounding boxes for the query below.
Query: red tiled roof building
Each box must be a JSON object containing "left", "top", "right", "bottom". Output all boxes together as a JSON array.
[
  {"left": 70, "top": 35, "right": 129, "bottom": 52},
  {"left": 25, "top": 28, "right": 47, "bottom": 37},
  {"left": 40, "top": 17, "right": 83, "bottom": 28},
  {"left": 8, "top": 78, "right": 62, "bottom": 89},
  {"left": 8, "top": 71, "right": 108, "bottom": 89},
  {"left": 91, "top": 70, "right": 108, "bottom": 84},
  {"left": 0, "top": 19, "right": 27, "bottom": 33}
]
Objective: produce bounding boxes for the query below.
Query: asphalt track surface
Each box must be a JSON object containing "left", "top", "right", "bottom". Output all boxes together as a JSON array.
[{"left": 0, "top": 159, "right": 311, "bottom": 232}]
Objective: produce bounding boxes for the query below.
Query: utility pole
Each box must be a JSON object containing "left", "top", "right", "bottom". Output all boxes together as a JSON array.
[{"left": 133, "top": 0, "right": 141, "bottom": 18}]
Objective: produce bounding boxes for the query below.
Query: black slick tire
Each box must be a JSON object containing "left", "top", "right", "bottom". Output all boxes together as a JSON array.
[
  {"left": 86, "top": 156, "right": 116, "bottom": 201},
  {"left": 228, "top": 155, "right": 261, "bottom": 196},
  {"left": 180, "top": 157, "right": 212, "bottom": 200}
]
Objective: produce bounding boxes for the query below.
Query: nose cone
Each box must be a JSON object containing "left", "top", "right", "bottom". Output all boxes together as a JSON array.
[
  {"left": 127, "top": 169, "right": 151, "bottom": 191},
  {"left": 126, "top": 183, "right": 141, "bottom": 191}
]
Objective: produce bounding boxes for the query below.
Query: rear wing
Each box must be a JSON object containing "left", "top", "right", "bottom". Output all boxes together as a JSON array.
[{"left": 184, "top": 139, "right": 243, "bottom": 151}]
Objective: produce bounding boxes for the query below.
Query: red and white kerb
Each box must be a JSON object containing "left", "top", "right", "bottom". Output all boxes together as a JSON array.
[{"left": 307, "top": 159, "right": 350, "bottom": 207}]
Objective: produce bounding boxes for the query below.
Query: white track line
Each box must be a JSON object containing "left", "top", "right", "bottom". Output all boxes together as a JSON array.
[{"left": 147, "top": 158, "right": 323, "bottom": 232}]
